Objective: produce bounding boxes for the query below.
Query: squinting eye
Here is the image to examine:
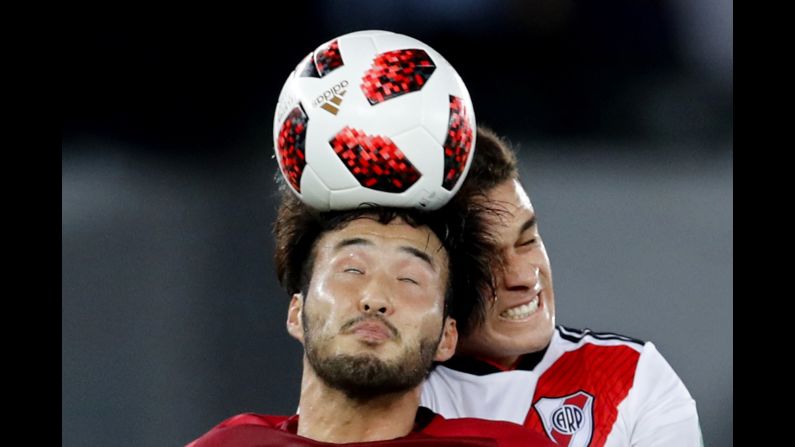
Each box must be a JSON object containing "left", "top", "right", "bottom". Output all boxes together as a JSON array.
[
  {"left": 344, "top": 268, "right": 364, "bottom": 274},
  {"left": 398, "top": 277, "right": 419, "bottom": 285}
]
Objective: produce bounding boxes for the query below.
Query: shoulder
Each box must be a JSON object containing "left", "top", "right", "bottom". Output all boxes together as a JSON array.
[
  {"left": 533, "top": 326, "right": 649, "bottom": 383},
  {"left": 184, "top": 413, "right": 293, "bottom": 447},
  {"left": 213, "top": 413, "right": 290, "bottom": 429},
  {"left": 629, "top": 339, "right": 697, "bottom": 406},
  {"left": 617, "top": 341, "right": 702, "bottom": 444},
  {"left": 558, "top": 328, "right": 690, "bottom": 392},
  {"left": 546, "top": 326, "right": 649, "bottom": 374}
]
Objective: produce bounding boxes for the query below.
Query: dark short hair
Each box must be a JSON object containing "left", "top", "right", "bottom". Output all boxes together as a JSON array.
[
  {"left": 458, "top": 126, "right": 519, "bottom": 197},
  {"left": 441, "top": 126, "right": 523, "bottom": 330},
  {"left": 273, "top": 182, "right": 496, "bottom": 337}
]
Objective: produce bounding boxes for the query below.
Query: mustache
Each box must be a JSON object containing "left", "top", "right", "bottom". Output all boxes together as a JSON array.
[{"left": 339, "top": 314, "right": 400, "bottom": 339}]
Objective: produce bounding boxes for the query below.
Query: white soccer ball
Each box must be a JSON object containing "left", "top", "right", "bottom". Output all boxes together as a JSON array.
[{"left": 273, "top": 30, "right": 476, "bottom": 211}]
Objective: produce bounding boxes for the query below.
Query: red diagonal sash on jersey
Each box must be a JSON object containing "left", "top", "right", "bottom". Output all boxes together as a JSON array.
[{"left": 525, "top": 344, "right": 640, "bottom": 447}]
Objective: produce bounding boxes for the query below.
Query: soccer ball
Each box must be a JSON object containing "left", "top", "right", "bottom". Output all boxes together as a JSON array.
[{"left": 273, "top": 30, "right": 476, "bottom": 211}]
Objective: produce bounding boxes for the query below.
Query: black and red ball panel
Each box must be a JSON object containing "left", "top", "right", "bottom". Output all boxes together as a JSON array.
[
  {"left": 299, "top": 53, "right": 320, "bottom": 78},
  {"left": 442, "top": 95, "right": 474, "bottom": 191},
  {"left": 277, "top": 105, "right": 309, "bottom": 192},
  {"left": 329, "top": 127, "right": 422, "bottom": 193},
  {"left": 360, "top": 49, "right": 436, "bottom": 105},
  {"left": 315, "top": 40, "right": 344, "bottom": 76},
  {"left": 300, "top": 40, "right": 344, "bottom": 78}
]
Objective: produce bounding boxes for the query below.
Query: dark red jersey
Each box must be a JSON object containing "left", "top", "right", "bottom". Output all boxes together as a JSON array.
[{"left": 186, "top": 407, "right": 556, "bottom": 446}]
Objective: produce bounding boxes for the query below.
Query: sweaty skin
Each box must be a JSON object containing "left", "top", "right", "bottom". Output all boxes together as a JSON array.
[{"left": 286, "top": 217, "right": 458, "bottom": 443}]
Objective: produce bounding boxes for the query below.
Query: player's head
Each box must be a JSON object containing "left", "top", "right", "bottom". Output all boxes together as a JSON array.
[
  {"left": 454, "top": 127, "right": 556, "bottom": 366},
  {"left": 274, "top": 191, "right": 494, "bottom": 399}
]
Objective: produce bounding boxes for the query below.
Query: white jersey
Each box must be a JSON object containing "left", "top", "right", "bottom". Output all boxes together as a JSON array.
[{"left": 421, "top": 326, "right": 702, "bottom": 447}]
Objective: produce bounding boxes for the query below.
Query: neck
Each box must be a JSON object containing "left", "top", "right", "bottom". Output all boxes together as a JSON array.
[
  {"left": 455, "top": 342, "right": 520, "bottom": 369},
  {"left": 295, "top": 357, "right": 420, "bottom": 443}
]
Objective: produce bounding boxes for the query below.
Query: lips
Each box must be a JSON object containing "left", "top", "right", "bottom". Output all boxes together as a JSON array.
[
  {"left": 352, "top": 322, "right": 392, "bottom": 341},
  {"left": 342, "top": 317, "right": 398, "bottom": 342}
]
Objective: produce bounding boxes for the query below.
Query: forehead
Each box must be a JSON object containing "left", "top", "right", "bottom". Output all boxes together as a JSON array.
[
  {"left": 316, "top": 216, "right": 448, "bottom": 260},
  {"left": 486, "top": 180, "right": 535, "bottom": 225}
]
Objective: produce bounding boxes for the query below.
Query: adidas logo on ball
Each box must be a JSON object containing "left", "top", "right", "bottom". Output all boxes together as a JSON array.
[{"left": 312, "top": 80, "right": 349, "bottom": 115}]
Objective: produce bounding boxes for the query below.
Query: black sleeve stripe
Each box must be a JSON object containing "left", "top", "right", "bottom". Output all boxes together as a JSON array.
[{"left": 557, "top": 325, "right": 645, "bottom": 347}]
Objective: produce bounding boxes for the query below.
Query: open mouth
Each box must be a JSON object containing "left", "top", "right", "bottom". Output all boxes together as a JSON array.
[{"left": 499, "top": 294, "right": 540, "bottom": 321}]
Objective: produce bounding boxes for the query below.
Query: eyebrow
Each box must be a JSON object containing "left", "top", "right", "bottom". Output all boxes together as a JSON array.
[
  {"left": 334, "top": 237, "right": 373, "bottom": 251},
  {"left": 518, "top": 216, "right": 537, "bottom": 236},
  {"left": 334, "top": 238, "right": 435, "bottom": 270},
  {"left": 399, "top": 246, "right": 436, "bottom": 271}
]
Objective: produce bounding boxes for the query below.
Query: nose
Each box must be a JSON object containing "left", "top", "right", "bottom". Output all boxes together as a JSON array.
[
  {"left": 501, "top": 252, "right": 539, "bottom": 291},
  {"left": 358, "top": 275, "right": 394, "bottom": 315}
]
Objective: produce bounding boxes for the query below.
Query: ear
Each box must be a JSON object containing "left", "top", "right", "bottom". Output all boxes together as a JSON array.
[
  {"left": 433, "top": 317, "right": 458, "bottom": 362},
  {"left": 286, "top": 293, "right": 305, "bottom": 344}
]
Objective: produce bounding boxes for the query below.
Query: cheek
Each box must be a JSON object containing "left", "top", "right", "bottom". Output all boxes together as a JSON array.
[
  {"left": 306, "top": 279, "right": 353, "bottom": 331},
  {"left": 403, "top": 298, "right": 445, "bottom": 337},
  {"left": 420, "top": 290, "right": 446, "bottom": 317},
  {"left": 537, "top": 246, "right": 552, "bottom": 272},
  {"left": 486, "top": 301, "right": 502, "bottom": 321}
]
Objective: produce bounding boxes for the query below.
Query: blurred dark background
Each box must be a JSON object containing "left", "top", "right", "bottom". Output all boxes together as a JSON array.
[{"left": 62, "top": 1, "right": 732, "bottom": 446}]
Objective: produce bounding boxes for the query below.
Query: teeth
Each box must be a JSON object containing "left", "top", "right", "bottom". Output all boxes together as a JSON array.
[{"left": 499, "top": 296, "right": 539, "bottom": 320}]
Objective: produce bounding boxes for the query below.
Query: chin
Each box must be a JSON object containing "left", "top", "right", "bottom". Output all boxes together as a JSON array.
[{"left": 504, "top": 323, "right": 555, "bottom": 354}]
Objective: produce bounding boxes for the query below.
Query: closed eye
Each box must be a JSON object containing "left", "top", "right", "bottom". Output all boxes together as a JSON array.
[
  {"left": 518, "top": 238, "right": 536, "bottom": 247},
  {"left": 398, "top": 277, "right": 419, "bottom": 285}
]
